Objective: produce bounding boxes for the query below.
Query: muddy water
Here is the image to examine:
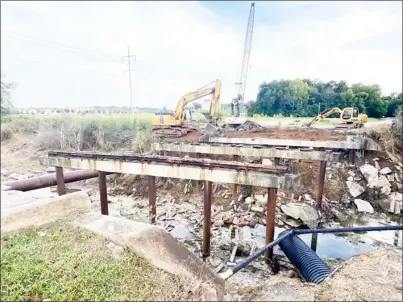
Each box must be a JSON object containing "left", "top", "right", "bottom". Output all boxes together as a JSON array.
[{"left": 252, "top": 221, "right": 402, "bottom": 261}]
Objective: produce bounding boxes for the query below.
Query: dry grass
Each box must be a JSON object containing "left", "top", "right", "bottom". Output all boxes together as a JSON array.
[
  {"left": 368, "top": 118, "right": 403, "bottom": 163},
  {"left": 315, "top": 248, "right": 403, "bottom": 301}
]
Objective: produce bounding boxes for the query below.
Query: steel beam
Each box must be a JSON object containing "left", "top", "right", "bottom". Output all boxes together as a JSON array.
[
  {"left": 98, "top": 171, "right": 108, "bottom": 215},
  {"left": 206, "top": 137, "right": 366, "bottom": 150},
  {"left": 148, "top": 175, "right": 156, "bottom": 224},
  {"left": 153, "top": 143, "right": 341, "bottom": 162},
  {"left": 55, "top": 167, "right": 66, "bottom": 195},
  {"left": 265, "top": 187, "right": 277, "bottom": 262},
  {"left": 203, "top": 180, "right": 212, "bottom": 257},
  {"left": 39, "top": 155, "right": 300, "bottom": 190},
  {"left": 316, "top": 161, "right": 327, "bottom": 209}
]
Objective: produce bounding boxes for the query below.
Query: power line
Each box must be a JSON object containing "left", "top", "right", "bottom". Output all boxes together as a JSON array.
[
  {"left": 3, "top": 30, "right": 119, "bottom": 63},
  {"left": 122, "top": 46, "right": 136, "bottom": 120},
  {"left": 6, "top": 55, "right": 122, "bottom": 78}
]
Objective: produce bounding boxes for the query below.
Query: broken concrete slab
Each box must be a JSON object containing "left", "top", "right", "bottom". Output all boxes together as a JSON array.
[
  {"left": 75, "top": 214, "right": 224, "bottom": 300},
  {"left": 346, "top": 181, "right": 365, "bottom": 198},
  {"left": 354, "top": 199, "right": 374, "bottom": 214},
  {"left": 169, "top": 225, "right": 197, "bottom": 241},
  {"left": 1, "top": 191, "right": 91, "bottom": 235},
  {"left": 359, "top": 164, "right": 379, "bottom": 183},
  {"left": 380, "top": 167, "right": 392, "bottom": 175},
  {"left": 280, "top": 203, "right": 319, "bottom": 225},
  {"left": 262, "top": 159, "right": 273, "bottom": 166},
  {"left": 378, "top": 192, "right": 403, "bottom": 214}
]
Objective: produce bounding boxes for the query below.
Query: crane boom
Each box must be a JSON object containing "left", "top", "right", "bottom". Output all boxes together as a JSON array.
[{"left": 232, "top": 2, "right": 255, "bottom": 118}]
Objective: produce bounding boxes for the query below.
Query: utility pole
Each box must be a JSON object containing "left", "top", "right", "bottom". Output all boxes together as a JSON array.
[{"left": 122, "top": 46, "right": 136, "bottom": 122}]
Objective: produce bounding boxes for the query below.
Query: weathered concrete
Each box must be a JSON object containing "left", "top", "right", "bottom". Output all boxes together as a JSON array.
[
  {"left": 152, "top": 143, "right": 341, "bottom": 162},
  {"left": 207, "top": 137, "right": 381, "bottom": 151},
  {"left": 75, "top": 214, "right": 225, "bottom": 300},
  {"left": 39, "top": 156, "right": 300, "bottom": 191},
  {"left": 1, "top": 191, "right": 91, "bottom": 235}
]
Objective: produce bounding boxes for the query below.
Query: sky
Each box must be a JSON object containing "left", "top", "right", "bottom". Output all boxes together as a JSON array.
[{"left": 1, "top": 1, "right": 402, "bottom": 109}]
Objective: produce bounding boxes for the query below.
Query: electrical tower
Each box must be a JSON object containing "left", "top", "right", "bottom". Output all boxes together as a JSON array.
[
  {"left": 232, "top": 2, "right": 255, "bottom": 118},
  {"left": 122, "top": 46, "right": 136, "bottom": 121}
]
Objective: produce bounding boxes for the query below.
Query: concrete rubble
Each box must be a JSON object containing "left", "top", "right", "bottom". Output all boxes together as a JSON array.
[{"left": 354, "top": 199, "right": 374, "bottom": 214}]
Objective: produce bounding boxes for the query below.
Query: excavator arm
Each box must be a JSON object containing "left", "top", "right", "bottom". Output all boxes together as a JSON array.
[
  {"left": 307, "top": 107, "right": 343, "bottom": 127},
  {"left": 174, "top": 79, "right": 221, "bottom": 124}
]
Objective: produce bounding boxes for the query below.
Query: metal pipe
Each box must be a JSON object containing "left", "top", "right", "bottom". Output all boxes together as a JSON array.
[
  {"left": 148, "top": 175, "right": 156, "bottom": 224},
  {"left": 55, "top": 167, "right": 66, "bottom": 195},
  {"left": 316, "top": 160, "right": 327, "bottom": 209},
  {"left": 98, "top": 171, "right": 108, "bottom": 215},
  {"left": 4, "top": 170, "right": 110, "bottom": 191},
  {"left": 220, "top": 225, "right": 403, "bottom": 280},
  {"left": 203, "top": 180, "right": 212, "bottom": 257},
  {"left": 294, "top": 225, "right": 403, "bottom": 235},
  {"left": 220, "top": 231, "right": 294, "bottom": 280},
  {"left": 265, "top": 187, "right": 277, "bottom": 262}
]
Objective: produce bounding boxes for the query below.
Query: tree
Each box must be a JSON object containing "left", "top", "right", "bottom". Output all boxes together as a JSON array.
[
  {"left": 192, "top": 102, "right": 201, "bottom": 110},
  {"left": 1, "top": 73, "right": 16, "bottom": 116}
]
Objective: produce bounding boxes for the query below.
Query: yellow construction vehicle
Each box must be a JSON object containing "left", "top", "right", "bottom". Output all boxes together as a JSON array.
[
  {"left": 152, "top": 80, "right": 221, "bottom": 137},
  {"left": 306, "top": 107, "right": 368, "bottom": 128}
]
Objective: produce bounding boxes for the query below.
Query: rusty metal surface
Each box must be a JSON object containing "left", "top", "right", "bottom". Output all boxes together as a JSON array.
[
  {"left": 55, "top": 167, "right": 66, "bottom": 195},
  {"left": 47, "top": 151, "right": 289, "bottom": 174},
  {"left": 148, "top": 175, "right": 156, "bottom": 224},
  {"left": 265, "top": 187, "right": 277, "bottom": 262},
  {"left": 41, "top": 155, "right": 301, "bottom": 190},
  {"left": 98, "top": 171, "right": 108, "bottom": 215},
  {"left": 316, "top": 161, "right": 327, "bottom": 209},
  {"left": 203, "top": 181, "right": 212, "bottom": 257},
  {"left": 152, "top": 143, "right": 342, "bottom": 162},
  {"left": 4, "top": 170, "right": 105, "bottom": 191}
]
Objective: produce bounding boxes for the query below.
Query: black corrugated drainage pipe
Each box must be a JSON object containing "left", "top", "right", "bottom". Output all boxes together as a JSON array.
[
  {"left": 278, "top": 230, "right": 331, "bottom": 284},
  {"left": 219, "top": 225, "right": 402, "bottom": 281}
]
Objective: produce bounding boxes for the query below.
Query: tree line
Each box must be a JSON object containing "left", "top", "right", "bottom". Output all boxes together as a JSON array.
[{"left": 246, "top": 79, "right": 402, "bottom": 118}]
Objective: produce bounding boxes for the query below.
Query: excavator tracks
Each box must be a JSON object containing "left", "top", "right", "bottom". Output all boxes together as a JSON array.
[{"left": 152, "top": 127, "right": 195, "bottom": 138}]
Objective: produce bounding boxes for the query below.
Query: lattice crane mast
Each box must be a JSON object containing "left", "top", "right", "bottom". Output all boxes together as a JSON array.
[{"left": 231, "top": 2, "right": 255, "bottom": 118}]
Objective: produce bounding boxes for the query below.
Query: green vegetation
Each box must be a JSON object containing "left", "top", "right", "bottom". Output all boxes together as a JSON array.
[
  {"left": 247, "top": 79, "right": 402, "bottom": 118},
  {"left": 1, "top": 73, "right": 15, "bottom": 118},
  {"left": 0, "top": 113, "right": 154, "bottom": 150},
  {"left": 1, "top": 222, "right": 187, "bottom": 301}
]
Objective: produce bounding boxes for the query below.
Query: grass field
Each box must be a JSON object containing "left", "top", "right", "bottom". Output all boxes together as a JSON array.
[{"left": 1, "top": 222, "right": 189, "bottom": 301}]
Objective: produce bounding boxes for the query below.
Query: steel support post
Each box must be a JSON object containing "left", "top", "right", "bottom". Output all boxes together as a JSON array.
[
  {"left": 203, "top": 180, "right": 213, "bottom": 257},
  {"left": 55, "top": 166, "right": 66, "bottom": 196},
  {"left": 311, "top": 233, "right": 318, "bottom": 251},
  {"left": 265, "top": 187, "right": 277, "bottom": 263},
  {"left": 98, "top": 171, "right": 108, "bottom": 215},
  {"left": 316, "top": 161, "right": 327, "bottom": 209},
  {"left": 148, "top": 175, "right": 157, "bottom": 224},
  {"left": 349, "top": 149, "right": 355, "bottom": 163},
  {"left": 231, "top": 184, "right": 238, "bottom": 198}
]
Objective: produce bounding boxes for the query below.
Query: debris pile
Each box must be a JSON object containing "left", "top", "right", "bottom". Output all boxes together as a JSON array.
[{"left": 236, "top": 121, "right": 265, "bottom": 132}]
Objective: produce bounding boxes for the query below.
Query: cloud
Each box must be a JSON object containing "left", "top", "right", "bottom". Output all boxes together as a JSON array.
[{"left": 1, "top": 1, "right": 401, "bottom": 109}]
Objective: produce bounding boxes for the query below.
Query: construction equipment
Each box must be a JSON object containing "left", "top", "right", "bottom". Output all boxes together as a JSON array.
[
  {"left": 225, "top": 2, "right": 255, "bottom": 127},
  {"left": 306, "top": 107, "right": 368, "bottom": 128},
  {"left": 152, "top": 80, "right": 222, "bottom": 137}
]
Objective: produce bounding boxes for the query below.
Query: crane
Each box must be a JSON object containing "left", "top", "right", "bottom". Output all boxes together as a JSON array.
[{"left": 229, "top": 2, "right": 255, "bottom": 124}]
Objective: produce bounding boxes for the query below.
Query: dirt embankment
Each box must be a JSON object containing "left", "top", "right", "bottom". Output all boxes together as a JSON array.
[
  {"left": 173, "top": 128, "right": 348, "bottom": 144},
  {"left": 226, "top": 248, "right": 402, "bottom": 301}
]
